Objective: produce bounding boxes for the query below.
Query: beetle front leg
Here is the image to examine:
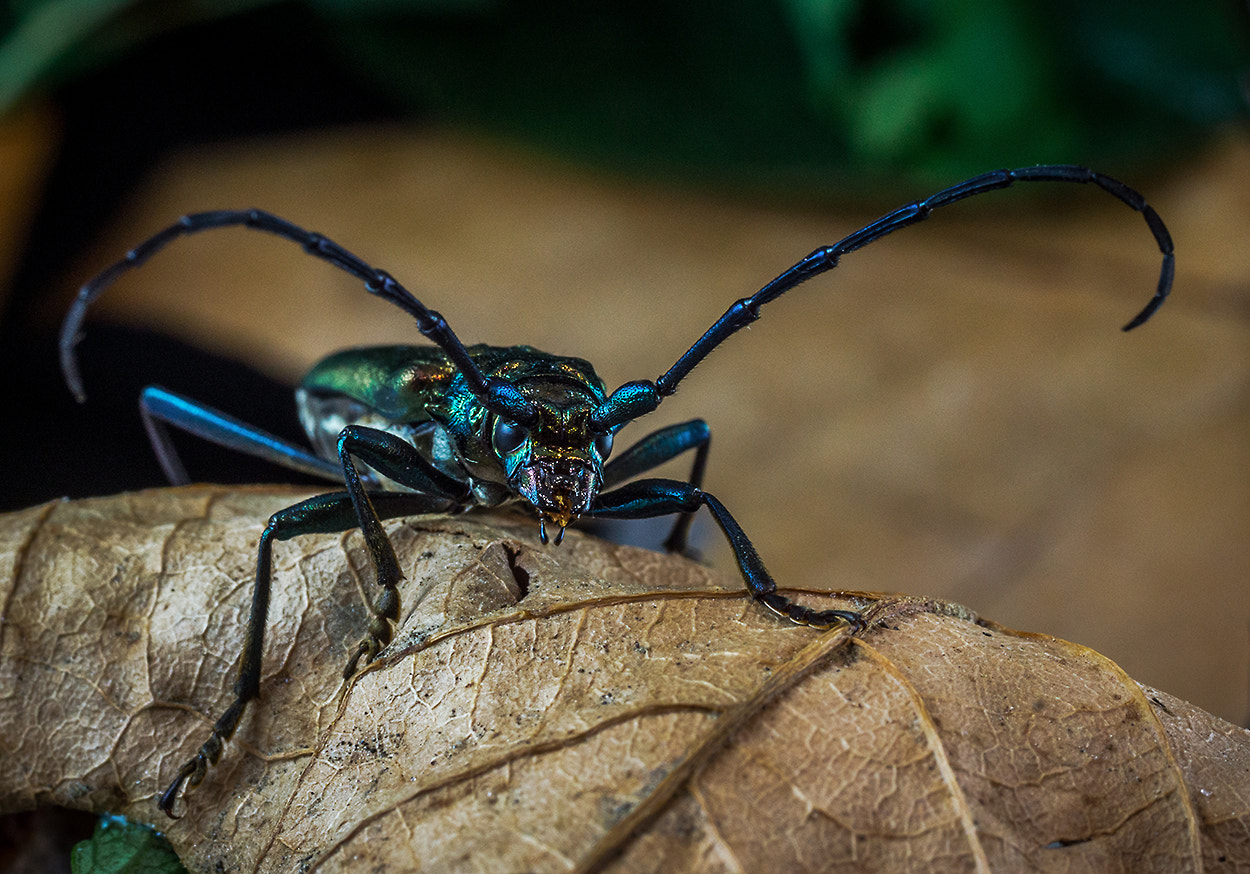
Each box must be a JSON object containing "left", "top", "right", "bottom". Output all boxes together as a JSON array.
[
  {"left": 335, "top": 424, "right": 471, "bottom": 675},
  {"left": 602, "top": 420, "right": 710, "bottom": 556},
  {"left": 591, "top": 478, "right": 865, "bottom": 630}
]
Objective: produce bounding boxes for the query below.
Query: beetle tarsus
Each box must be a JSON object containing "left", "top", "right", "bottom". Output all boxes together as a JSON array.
[
  {"left": 758, "top": 591, "right": 866, "bottom": 633},
  {"left": 159, "top": 720, "right": 228, "bottom": 818},
  {"left": 344, "top": 615, "right": 393, "bottom": 679},
  {"left": 158, "top": 760, "right": 197, "bottom": 820}
]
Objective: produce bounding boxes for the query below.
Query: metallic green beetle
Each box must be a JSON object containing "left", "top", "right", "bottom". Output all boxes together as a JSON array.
[{"left": 59, "top": 165, "right": 1173, "bottom": 816}]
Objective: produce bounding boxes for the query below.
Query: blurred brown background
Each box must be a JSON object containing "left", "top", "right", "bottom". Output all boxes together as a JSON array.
[{"left": 0, "top": 3, "right": 1247, "bottom": 735}]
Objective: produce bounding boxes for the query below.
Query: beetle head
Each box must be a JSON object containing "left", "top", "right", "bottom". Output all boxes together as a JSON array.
[{"left": 489, "top": 377, "right": 614, "bottom": 543}]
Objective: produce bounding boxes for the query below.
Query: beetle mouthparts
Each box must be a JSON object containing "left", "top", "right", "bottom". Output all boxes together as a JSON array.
[
  {"left": 539, "top": 499, "right": 576, "bottom": 545},
  {"left": 539, "top": 517, "right": 567, "bottom": 546},
  {"left": 517, "top": 456, "right": 597, "bottom": 546}
]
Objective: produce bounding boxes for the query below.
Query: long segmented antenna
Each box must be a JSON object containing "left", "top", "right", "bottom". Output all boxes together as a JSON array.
[
  {"left": 591, "top": 164, "right": 1174, "bottom": 432},
  {"left": 59, "top": 210, "right": 540, "bottom": 425}
]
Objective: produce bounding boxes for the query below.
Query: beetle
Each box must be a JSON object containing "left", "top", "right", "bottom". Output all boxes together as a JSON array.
[{"left": 60, "top": 164, "right": 1173, "bottom": 817}]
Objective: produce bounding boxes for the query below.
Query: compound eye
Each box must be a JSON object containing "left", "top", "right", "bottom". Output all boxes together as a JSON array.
[
  {"left": 492, "top": 416, "right": 529, "bottom": 457},
  {"left": 594, "top": 430, "right": 614, "bottom": 460}
]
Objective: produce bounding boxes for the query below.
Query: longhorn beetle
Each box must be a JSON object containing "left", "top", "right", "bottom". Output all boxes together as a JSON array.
[{"left": 60, "top": 165, "right": 1173, "bottom": 817}]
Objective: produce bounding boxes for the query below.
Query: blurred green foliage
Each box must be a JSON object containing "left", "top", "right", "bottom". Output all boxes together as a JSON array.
[
  {"left": 1, "top": 0, "right": 1246, "bottom": 188},
  {"left": 70, "top": 814, "right": 186, "bottom": 874}
]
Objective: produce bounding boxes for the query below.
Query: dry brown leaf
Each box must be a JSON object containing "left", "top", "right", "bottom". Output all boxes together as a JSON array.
[{"left": 0, "top": 487, "right": 1247, "bottom": 873}]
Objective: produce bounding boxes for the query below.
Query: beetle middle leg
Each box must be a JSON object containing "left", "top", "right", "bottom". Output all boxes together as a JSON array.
[
  {"left": 160, "top": 424, "right": 468, "bottom": 817},
  {"left": 590, "top": 478, "right": 865, "bottom": 630},
  {"left": 137, "top": 389, "right": 468, "bottom": 674}
]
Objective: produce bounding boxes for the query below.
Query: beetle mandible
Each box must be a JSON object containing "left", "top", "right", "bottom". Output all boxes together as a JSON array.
[{"left": 60, "top": 164, "right": 1174, "bottom": 817}]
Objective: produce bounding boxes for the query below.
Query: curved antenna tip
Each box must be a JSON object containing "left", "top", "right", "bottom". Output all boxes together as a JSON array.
[
  {"left": 58, "top": 325, "right": 88, "bottom": 402},
  {"left": 1122, "top": 252, "right": 1174, "bottom": 332},
  {"left": 58, "top": 340, "right": 87, "bottom": 403},
  {"left": 1121, "top": 301, "right": 1158, "bottom": 332}
]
